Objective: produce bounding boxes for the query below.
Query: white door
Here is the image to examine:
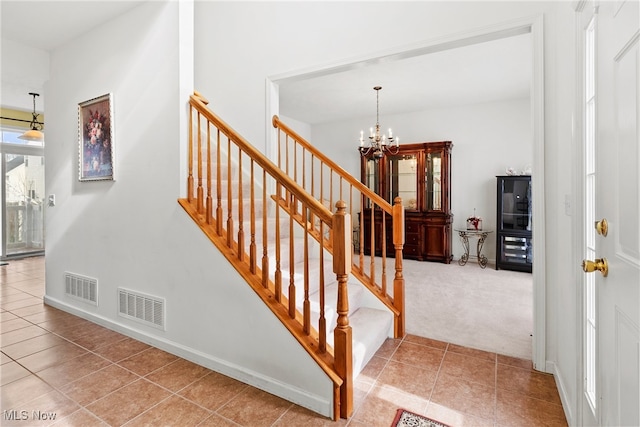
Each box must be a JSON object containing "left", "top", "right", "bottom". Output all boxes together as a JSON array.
[{"left": 582, "top": 1, "right": 640, "bottom": 426}]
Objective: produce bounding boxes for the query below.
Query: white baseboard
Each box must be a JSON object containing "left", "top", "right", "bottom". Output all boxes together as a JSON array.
[
  {"left": 43, "top": 296, "right": 333, "bottom": 418},
  {"left": 547, "top": 360, "right": 574, "bottom": 426}
]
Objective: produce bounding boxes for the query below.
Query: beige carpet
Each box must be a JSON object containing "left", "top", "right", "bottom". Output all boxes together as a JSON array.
[{"left": 401, "top": 258, "right": 533, "bottom": 359}]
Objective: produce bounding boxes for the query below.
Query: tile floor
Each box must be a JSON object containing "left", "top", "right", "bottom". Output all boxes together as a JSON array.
[{"left": 1, "top": 257, "right": 567, "bottom": 426}]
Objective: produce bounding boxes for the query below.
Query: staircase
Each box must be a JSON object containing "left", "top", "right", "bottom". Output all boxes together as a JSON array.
[{"left": 178, "top": 92, "right": 405, "bottom": 420}]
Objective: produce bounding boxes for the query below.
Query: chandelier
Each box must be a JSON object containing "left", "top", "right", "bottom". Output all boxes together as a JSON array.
[
  {"left": 18, "top": 93, "right": 45, "bottom": 142},
  {"left": 358, "top": 86, "right": 398, "bottom": 158}
]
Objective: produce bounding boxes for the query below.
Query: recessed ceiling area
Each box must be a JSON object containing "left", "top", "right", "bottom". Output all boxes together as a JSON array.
[{"left": 278, "top": 33, "right": 531, "bottom": 125}]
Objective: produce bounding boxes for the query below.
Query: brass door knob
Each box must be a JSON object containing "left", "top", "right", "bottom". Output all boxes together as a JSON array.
[
  {"left": 582, "top": 258, "right": 608, "bottom": 277},
  {"left": 595, "top": 218, "right": 608, "bottom": 236}
]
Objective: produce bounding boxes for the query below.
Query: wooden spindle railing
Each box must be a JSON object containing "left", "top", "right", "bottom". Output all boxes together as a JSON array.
[
  {"left": 272, "top": 115, "right": 405, "bottom": 338},
  {"left": 179, "top": 92, "right": 358, "bottom": 419}
]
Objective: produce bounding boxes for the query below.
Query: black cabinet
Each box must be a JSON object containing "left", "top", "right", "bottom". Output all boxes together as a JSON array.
[{"left": 496, "top": 175, "right": 532, "bottom": 272}]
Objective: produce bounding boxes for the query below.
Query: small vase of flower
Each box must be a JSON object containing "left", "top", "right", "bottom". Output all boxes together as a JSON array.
[{"left": 467, "top": 209, "right": 482, "bottom": 230}]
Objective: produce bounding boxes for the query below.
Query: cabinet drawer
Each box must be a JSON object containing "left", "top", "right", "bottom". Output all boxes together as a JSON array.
[
  {"left": 403, "top": 245, "right": 421, "bottom": 257},
  {"left": 405, "top": 222, "right": 421, "bottom": 233},
  {"left": 405, "top": 233, "right": 420, "bottom": 246}
]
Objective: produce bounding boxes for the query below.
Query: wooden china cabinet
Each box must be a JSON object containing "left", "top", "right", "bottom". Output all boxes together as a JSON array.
[{"left": 360, "top": 141, "right": 453, "bottom": 263}]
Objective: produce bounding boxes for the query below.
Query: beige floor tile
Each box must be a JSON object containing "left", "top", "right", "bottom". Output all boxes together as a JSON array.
[
  {"left": 376, "top": 359, "right": 439, "bottom": 400},
  {"left": 49, "top": 408, "right": 109, "bottom": 426},
  {"left": 0, "top": 390, "right": 81, "bottom": 427},
  {"left": 17, "top": 341, "right": 87, "bottom": 373},
  {"left": 125, "top": 395, "right": 212, "bottom": 427},
  {"left": 145, "top": 358, "right": 210, "bottom": 392},
  {"left": 37, "top": 353, "right": 112, "bottom": 388},
  {"left": 430, "top": 372, "right": 496, "bottom": 421},
  {"left": 439, "top": 350, "right": 496, "bottom": 388},
  {"left": 59, "top": 364, "right": 139, "bottom": 406},
  {"left": 0, "top": 375, "right": 53, "bottom": 408},
  {"left": 497, "top": 363, "right": 562, "bottom": 405},
  {"left": 1, "top": 361, "right": 31, "bottom": 386},
  {"left": 117, "top": 347, "right": 178, "bottom": 376},
  {"left": 496, "top": 388, "right": 567, "bottom": 427},
  {"left": 216, "top": 387, "right": 293, "bottom": 427},
  {"left": 93, "top": 337, "right": 150, "bottom": 362},
  {"left": 0, "top": 324, "right": 49, "bottom": 347},
  {"left": 2, "top": 333, "right": 68, "bottom": 360},
  {"left": 349, "top": 384, "right": 429, "bottom": 427},
  {"left": 273, "top": 405, "right": 347, "bottom": 426},
  {"left": 178, "top": 371, "right": 248, "bottom": 411},
  {"left": 390, "top": 341, "right": 446, "bottom": 370},
  {"left": 85, "top": 379, "right": 171, "bottom": 426}
]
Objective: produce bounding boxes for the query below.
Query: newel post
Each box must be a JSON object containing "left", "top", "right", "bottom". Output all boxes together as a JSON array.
[
  {"left": 393, "top": 197, "right": 406, "bottom": 338},
  {"left": 332, "top": 200, "right": 353, "bottom": 418}
]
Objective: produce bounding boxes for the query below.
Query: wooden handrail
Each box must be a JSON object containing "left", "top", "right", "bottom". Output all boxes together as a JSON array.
[
  {"left": 191, "top": 95, "right": 333, "bottom": 225},
  {"left": 272, "top": 115, "right": 391, "bottom": 214},
  {"left": 182, "top": 92, "right": 357, "bottom": 419},
  {"left": 272, "top": 114, "right": 405, "bottom": 339}
]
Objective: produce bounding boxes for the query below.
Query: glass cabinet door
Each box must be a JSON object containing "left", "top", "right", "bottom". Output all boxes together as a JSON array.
[
  {"left": 388, "top": 154, "right": 418, "bottom": 210},
  {"left": 363, "top": 158, "right": 379, "bottom": 208},
  {"left": 425, "top": 151, "right": 442, "bottom": 210},
  {"left": 499, "top": 178, "right": 531, "bottom": 231}
]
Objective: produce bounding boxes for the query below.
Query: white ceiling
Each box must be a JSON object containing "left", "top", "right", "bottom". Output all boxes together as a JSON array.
[
  {"left": 1, "top": 1, "right": 145, "bottom": 52},
  {"left": 279, "top": 33, "right": 532, "bottom": 125},
  {"left": 1, "top": 2, "right": 531, "bottom": 124}
]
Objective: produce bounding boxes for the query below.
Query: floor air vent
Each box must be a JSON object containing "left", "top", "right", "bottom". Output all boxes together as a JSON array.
[
  {"left": 65, "top": 272, "right": 98, "bottom": 305},
  {"left": 118, "top": 288, "right": 165, "bottom": 330}
]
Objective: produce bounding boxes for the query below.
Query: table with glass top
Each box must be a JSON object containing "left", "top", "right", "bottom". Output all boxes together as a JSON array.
[{"left": 455, "top": 229, "right": 493, "bottom": 268}]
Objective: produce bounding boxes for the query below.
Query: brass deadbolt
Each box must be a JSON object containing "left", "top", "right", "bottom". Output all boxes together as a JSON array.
[{"left": 595, "top": 218, "right": 608, "bottom": 237}]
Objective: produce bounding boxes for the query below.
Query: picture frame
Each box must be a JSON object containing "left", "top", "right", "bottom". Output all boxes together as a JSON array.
[{"left": 78, "top": 93, "right": 114, "bottom": 181}]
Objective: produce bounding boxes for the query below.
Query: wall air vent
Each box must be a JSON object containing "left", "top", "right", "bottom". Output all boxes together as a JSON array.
[
  {"left": 65, "top": 272, "right": 98, "bottom": 305},
  {"left": 117, "top": 288, "right": 165, "bottom": 330}
]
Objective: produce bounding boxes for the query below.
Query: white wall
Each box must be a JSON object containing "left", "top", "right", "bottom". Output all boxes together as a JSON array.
[
  {"left": 43, "top": 0, "right": 333, "bottom": 417},
  {"left": 310, "top": 98, "right": 532, "bottom": 262},
  {"left": 196, "top": 1, "right": 578, "bottom": 423}
]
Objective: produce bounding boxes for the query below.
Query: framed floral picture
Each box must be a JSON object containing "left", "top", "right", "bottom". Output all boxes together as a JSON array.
[{"left": 78, "top": 93, "right": 114, "bottom": 181}]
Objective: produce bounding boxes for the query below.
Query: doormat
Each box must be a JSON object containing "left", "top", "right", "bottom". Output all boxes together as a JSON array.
[{"left": 391, "top": 408, "right": 450, "bottom": 427}]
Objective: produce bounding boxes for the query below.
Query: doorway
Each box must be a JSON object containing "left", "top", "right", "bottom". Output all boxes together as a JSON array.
[
  {"left": 0, "top": 128, "right": 45, "bottom": 259},
  {"left": 268, "top": 17, "right": 546, "bottom": 369}
]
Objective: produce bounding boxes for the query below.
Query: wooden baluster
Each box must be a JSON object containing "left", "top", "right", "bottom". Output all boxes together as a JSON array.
[
  {"left": 262, "top": 170, "right": 269, "bottom": 289},
  {"left": 332, "top": 200, "right": 353, "bottom": 419},
  {"left": 369, "top": 202, "right": 375, "bottom": 286},
  {"left": 302, "top": 146, "right": 306, "bottom": 193},
  {"left": 250, "top": 159, "right": 256, "bottom": 274},
  {"left": 303, "top": 205, "right": 310, "bottom": 335},
  {"left": 187, "top": 106, "right": 194, "bottom": 202},
  {"left": 310, "top": 154, "right": 315, "bottom": 231},
  {"left": 359, "top": 195, "right": 365, "bottom": 272},
  {"left": 393, "top": 197, "right": 405, "bottom": 337},
  {"left": 318, "top": 221, "right": 326, "bottom": 353},
  {"left": 206, "top": 122, "right": 213, "bottom": 224},
  {"left": 275, "top": 183, "right": 282, "bottom": 303},
  {"left": 292, "top": 138, "right": 297, "bottom": 215},
  {"left": 197, "top": 112, "right": 204, "bottom": 214},
  {"left": 285, "top": 135, "right": 290, "bottom": 208},
  {"left": 381, "top": 211, "right": 387, "bottom": 295},
  {"left": 288, "top": 209, "right": 295, "bottom": 319},
  {"left": 237, "top": 148, "right": 244, "bottom": 261},
  {"left": 216, "top": 129, "right": 223, "bottom": 236},
  {"left": 226, "top": 136, "right": 233, "bottom": 247}
]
